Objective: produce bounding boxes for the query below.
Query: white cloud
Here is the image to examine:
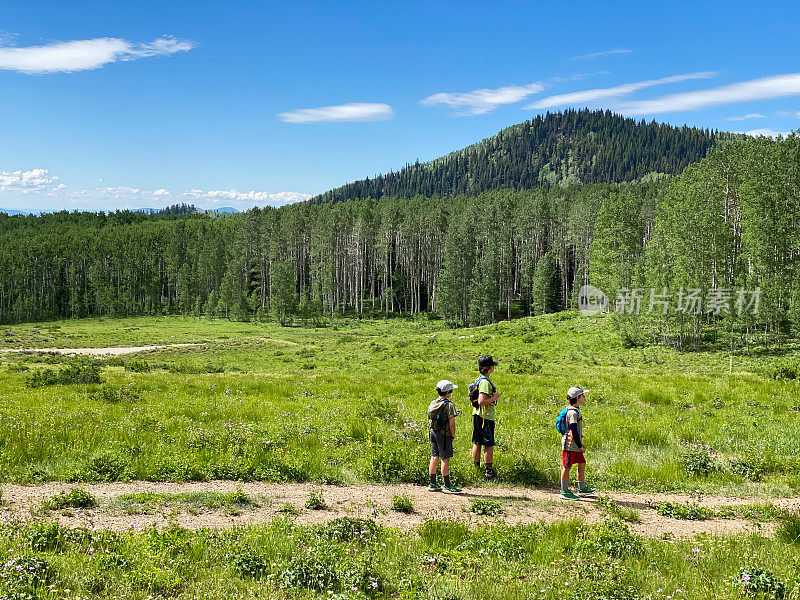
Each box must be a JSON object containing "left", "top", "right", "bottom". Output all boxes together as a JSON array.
[
  {"left": 740, "top": 128, "right": 793, "bottom": 138},
  {"left": 181, "top": 189, "right": 311, "bottom": 207},
  {"left": 0, "top": 36, "right": 193, "bottom": 74},
  {"left": 527, "top": 72, "right": 716, "bottom": 109},
  {"left": 0, "top": 167, "right": 311, "bottom": 212},
  {"left": 278, "top": 103, "right": 394, "bottom": 123},
  {"left": 420, "top": 83, "right": 545, "bottom": 116},
  {"left": 726, "top": 113, "right": 765, "bottom": 121},
  {"left": 777, "top": 110, "right": 800, "bottom": 118},
  {"left": 572, "top": 48, "right": 631, "bottom": 60},
  {"left": 0, "top": 168, "right": 58, "bottom": 189},
  {"left": 617, "top": 73, "right": 800, "bottom": 115}
]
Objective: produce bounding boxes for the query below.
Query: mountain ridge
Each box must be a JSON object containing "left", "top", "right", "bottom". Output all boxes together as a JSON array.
[{"left": 311, "top": 108, "right": 729, "bottom": 204}]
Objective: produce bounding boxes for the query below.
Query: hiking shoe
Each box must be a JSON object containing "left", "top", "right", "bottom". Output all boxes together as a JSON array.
[
  {"left": 442, "top": 485, "right": 462, "bottom": 494},
  {"left": 578, "top": 486, "right": 597, "bottom": 496},
  {"left": 428, "top": 483, "right": 442, "bottom": 492},
  {"left": 560, "top": 490, "right": 580, "bottom": 500},
  {"left": 483, "top": 470, "right": 496, "bottom": 481}
]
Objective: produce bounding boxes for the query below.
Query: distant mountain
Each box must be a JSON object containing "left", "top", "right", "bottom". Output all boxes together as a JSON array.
[
  {"left": 311, "top": 108, "right": 729, "bottom": 204},
  {"left": 208, "top": 206, "right": 239, "bottom": 213},
  {"left": 0, "top": 208, "right": 30, "bottom": 215}
]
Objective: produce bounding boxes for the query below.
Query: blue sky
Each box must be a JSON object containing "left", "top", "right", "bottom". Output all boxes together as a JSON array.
[{"left": 1, "top": 0, "right": 799, "bottom": 212}]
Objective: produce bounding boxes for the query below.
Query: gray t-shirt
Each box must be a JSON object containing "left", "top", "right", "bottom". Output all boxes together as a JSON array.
[
  {"left": 428, "top": 398, "right": 457, "bottom": 437},
  {"left": 561, "top": 407, "right": 583, "bottom": 452}
]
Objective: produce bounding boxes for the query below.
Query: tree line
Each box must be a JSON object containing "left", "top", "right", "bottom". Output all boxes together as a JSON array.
[{"left": 2, "top": 135, "right": 798, "bottom": 349}]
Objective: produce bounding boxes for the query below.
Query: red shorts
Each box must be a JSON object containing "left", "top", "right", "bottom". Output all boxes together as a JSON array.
[{"left": 562, "top": 450, "right": 586, "bottom": 468}]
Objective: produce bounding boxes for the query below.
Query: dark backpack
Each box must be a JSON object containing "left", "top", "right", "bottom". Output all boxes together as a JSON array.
[
  {"left": 429, "top": 400, "right": 452, "bottom": 432},
  {"left": 556, "top": 406, "right": 576, "bottom": 435},
  {"left": 468, "top": 376, "right": 494, "bottom": 408}
]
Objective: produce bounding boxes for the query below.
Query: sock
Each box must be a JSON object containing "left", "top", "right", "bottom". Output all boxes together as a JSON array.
[
  {"left": 561, "top": 480, "right": 570, "bottom": 492},
  {"left": 443, "top": 475, "right": 452, "bottom": 488},
  {"left": 429, "top": 473, "right": 437, "bottom": 486},
  {"left": 474, "top": 461, "right": 481, "bottom": 469},
  {"left": 578, "top": 480, "right": 586, "bottom": 491},
  {"left": 485, "top": 463, "right": 494, "bottom": 473}
]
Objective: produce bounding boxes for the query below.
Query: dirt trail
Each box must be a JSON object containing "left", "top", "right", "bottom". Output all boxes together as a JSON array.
[
  {"left": 0, "top": 343, "right": 201, "bottom": 356},
  {"left": 3, "top": 481, "right": 795, "bottom": 538}
]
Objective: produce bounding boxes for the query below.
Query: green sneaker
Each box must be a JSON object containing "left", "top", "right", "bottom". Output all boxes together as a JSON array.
[
  {"left": 428, "top": 483, "right": 442, "bottom": 492},
  {"left": 578, "top": 486, "right": 597, "bottom": 495},
  {"left": 442, "top": 485, "right": 462, "bottom": 494},
  {"left": 560, "top": 490, "right": 579, "bottom": 500}
]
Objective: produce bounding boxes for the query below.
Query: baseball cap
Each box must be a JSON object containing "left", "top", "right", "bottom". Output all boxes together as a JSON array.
[
  {"left": 478, "top": 355, "right": 499, "bottom": 368},
  {"left": 567, "top": 386, "right": 588, "bottom": 400},
  {"left": 436, "top": 380, "right": 457, "bottom": 393}
]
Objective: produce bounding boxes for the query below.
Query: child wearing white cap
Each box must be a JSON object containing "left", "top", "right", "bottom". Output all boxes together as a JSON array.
[
  {"left": 560, "top": 386, "right": 596, "bottom": 500},
  {"left": 427, "top": 380, "right": 462, "bottom": 493}
]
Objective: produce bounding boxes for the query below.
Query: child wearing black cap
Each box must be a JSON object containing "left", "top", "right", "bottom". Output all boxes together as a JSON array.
[{"left": 472, "top": 355, "right": 499, "bottom": 480}]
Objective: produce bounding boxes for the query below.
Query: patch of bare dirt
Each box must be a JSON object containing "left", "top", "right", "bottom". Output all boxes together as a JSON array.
[
  {"left": 0, "top": 344, "right": 201, "bottom": 356},
  {"left": 2, "top": 481, "right": 795, "bottom": 538}
]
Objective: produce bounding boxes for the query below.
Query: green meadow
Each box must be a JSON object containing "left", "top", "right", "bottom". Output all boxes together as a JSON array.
[{"left": 1, "top": 312, "right": 799, "bottom": 495}]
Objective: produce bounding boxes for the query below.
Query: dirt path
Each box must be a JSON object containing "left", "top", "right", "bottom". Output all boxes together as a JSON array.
[
  {"left": 3, "top": 481, "right": 794, "bottom": 538},
  {"left": 0, "top": 343, "right": 201, "bottom": 356}
]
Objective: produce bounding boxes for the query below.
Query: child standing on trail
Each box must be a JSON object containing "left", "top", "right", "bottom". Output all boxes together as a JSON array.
[
  {"left": 472, "top": 355, "right": 499, "bottom": 480},
  {"left": 428, "top": 380, "right": 462, "bottom": 493},
  {"left": 560, "top": 386, "right": 596, "bottom": 500}
]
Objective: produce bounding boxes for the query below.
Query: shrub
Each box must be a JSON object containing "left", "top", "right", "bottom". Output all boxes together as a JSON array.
[
  {"left": 278, "top": 503, "right": 300, "bottom": 516},
  {"left": 391, "top": 494, "right": 414, "bottom": 513},
  {"left": 83, "top": 451, "right": 130, "bottom": 482},
  {"left": 655, "top": 501, "right": 714, "bottom": 520},
  {"left": 734, "top": 566, "right": 786, "bottom": 598},
  {"left": 278, "top": 548, "right": 339, "bottom": 592},
  {"left": 25, "top": 521, "right": 64, "bottom": 551},
  {"left": 230, "top": 547, "right": 270, "bottom": 579},
  {"left": 469, "top": 498, "right": 503, "bottom": 516},
  {"left": 681, "top": 446, "right": 714, "bottom": 477},
  {"left": 93, "top": 384, "right": 141, "bottom": 403},
  {"left": 319, "top": 517, "right": 382, "bottom": 543},
  {"left": 574, "top": 519, "right": 642, "bottom": 558},
  {"left": 43, "top": 487, "right": 97, "bottom": 510},
  {"left": 507, "top": 356, "right": 542, "bottom": 374},
  {"left": 125, "top": 359, "right": 151, "bottom": 373},
  {"left": 0, "top": 556, "right": 53, "bottom": 595},
  {"left": 305, "top": 488, "right": 325, "bottom": 510},
  {"left": 25, "top": 361, "right": 102, "bottom": 387}
]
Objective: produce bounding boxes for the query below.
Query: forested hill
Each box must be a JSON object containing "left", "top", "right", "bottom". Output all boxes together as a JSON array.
[{"left": 311, "top": 109, "right": 724, "bottom": 204}]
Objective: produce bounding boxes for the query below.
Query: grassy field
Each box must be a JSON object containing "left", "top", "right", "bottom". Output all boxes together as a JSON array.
[
  {"left": 5, "top": 511, "right": 800, "bottom": 600},
  {"left": 2, "top": 312, "right": 800, "bottom": 494},
  {"left": 4, "top": 313, "right": 800, "bottom": 599}
]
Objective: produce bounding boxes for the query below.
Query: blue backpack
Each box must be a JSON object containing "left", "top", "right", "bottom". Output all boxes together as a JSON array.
[{"left": 556, "top": 407, "right": 575, "bottom": 435}]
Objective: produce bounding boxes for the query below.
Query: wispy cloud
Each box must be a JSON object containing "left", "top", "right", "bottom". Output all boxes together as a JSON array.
[
  {"left": 420, "top": 83, "right": 544, "bottom": 116},
  {"left": 726, "top": 113, "right": 765, "bottom": 121},
  {"left": 777, "top": 110, "right": 800, "bottom": 118},
  {"left": 0, "top": 36, "right": 193, "bottom": 74},
  {"left": 527, "top": 72, "right": 716, "bottom": 110},
  {"left": 618, "top": 73, "right": 800, "bottom": 115},
  {"left": 739, "top": 128, "right": 793, "bottom": 138},
  {"left": 278, "top": 103, "right": 394, "bottom": 123},
  {"left": 572, "top": 48, "right": 631, "bottom": 60},
  {"left": 0, "top": 167, "right": 310, "bottom": 211}
]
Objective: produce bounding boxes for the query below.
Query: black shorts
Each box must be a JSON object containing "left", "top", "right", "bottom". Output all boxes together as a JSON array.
[
  {"left": 430, "top": 429, "right": 454, "bottom": 459},
  {"left": 472, "top": 415, "right": 495, "bottom": 447}
]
